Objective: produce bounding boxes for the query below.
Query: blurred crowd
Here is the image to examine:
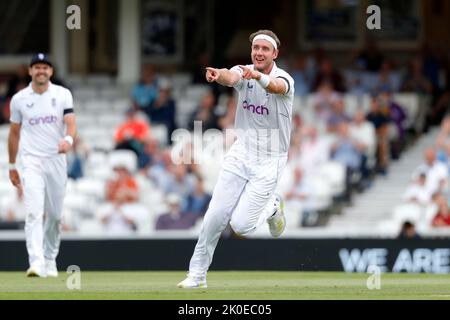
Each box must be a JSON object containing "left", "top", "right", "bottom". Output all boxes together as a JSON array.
[
  {"left": 1, "top": 39, "right": 450, "bottom": 235},
  {"left": 399, "top": 116, "right": 450, "bottom": 232}
]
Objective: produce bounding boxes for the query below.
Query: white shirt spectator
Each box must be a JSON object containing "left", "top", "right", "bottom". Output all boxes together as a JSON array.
[
  {"left": 350, "top": 121, "right": 376, "bottom": 158},
  {"left": 313, "top": 91, "right": 342, "bottom": 120},
  {"left": 280, "top": 165, "right": 316, "bottom": 212},
  {"left": 97, "top": 203, "right": 137, "bottom": 235},
  {"left": 1, "top": 191, "right": 26, "bottom": 222},
  {"left": 297, "top": 136, "right": 330, "bottom": 175},
  {"left": 413, "top": 162, "right": 448, "bottom": 195},
  {"left": 402, "top": 183, "right": 432, "bottom": 206}
]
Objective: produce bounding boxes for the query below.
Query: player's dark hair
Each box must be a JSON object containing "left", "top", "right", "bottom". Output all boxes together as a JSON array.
[{"left": 249, "top": 30, "right": 281, "bottom": 49}]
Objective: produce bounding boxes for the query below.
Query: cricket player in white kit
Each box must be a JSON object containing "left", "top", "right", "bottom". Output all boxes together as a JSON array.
[
  {"left": 178, "top": 30, "right": 295, "bottom": 288},
  {"left": 8, "top": 54, "right": 77, "bottom": 278}
]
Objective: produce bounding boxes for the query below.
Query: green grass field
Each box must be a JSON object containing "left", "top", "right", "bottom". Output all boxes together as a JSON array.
[{"left": 1, "top": 271, "right": 450, "bottom": 300}]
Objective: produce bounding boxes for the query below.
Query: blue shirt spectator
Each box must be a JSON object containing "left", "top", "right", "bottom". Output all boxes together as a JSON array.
[
  {"left": 181, "top": 177, "right": 212, "bottom": 218},
  {"left": 332, "top": 123, "right": 363, "bottom": 171},
  {"left": 155, "top": 194, "right": 197, "bottom": 230},
  {"left": 132, "top": 65, "right": 159, "bottom": 109}
]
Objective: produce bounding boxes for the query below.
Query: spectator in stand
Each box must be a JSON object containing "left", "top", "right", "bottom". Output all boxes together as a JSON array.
[
  {"left": 297, "top": 126, "right": 329, "bottom": 176},
  {"left": 155, "top": 193, "right": 197, "bottom": 230},
  {"left": 182, "top": 176, "right": 212, "bottom": 221},
  {"left": 331, "top": 122, "right": 364, "bottom": 201},
  {"left": 312, "top": 58, "right": 346, "bottom": 93},
  {"left": 435, "top": 115, "right": 450, "bottom": 163},
  {"left": 350, "top": 110, "right": 376, "bottom": 187},
  {"left": 431, "top": 194, "right": 450, "bottom": 227},
  {"left": 114, "top": 108, "right": 151, "bottom": 157},
  {"left": 398, "top": 221, "right": 421, "bottom": 240},
  {"left": 288, "top": 114, "right": 304, "bottom": 160},
  {"left": 402, "top": 172, "right": 432, "bottom": 206},
  {"left": 373, "top": 60, "right": 401, "bottom": 95},
  {"left": 313, "top": 80, "right": 343, "bottom": 128},
  {"left": 366, "top": 97, "right": 390, "bottom": 174},
  {"left": 143, "top": 79, "right": 177, "bottom": 144},
  {"left": 354, "top": 37, "right": 384, "bottom": 72},
  {"left": 6, "top": 65, "right": 31, "bottom": 99},
  {"left": 292, "top": 112, "right": 303, "bottom": 135},
  {"left": 0, "top": 188, "right": 26, "bottom": 223},
  {"left": 439, "top": 143, "right": 450, "bottom": 171},
  {"left": 138, "top": 136, "right": 160, "bottom": 171},
  {"left": 401, "top": 57, "right": 433, "bottom": 95},
  {"left": 98, "top": 194, "right": 138, "bottom": 235},
  {"left": 188, "top": 90, "right": 219, "bottom": 132},
  {"left": 345, "top": 69, "right": 367, "bottom": 96},
  {"left": 148, "top": 148, "right": 175, "bottom": 190},
  {"left": 165, "top": 164, "right": 197, "bottom": 199},
  {"left": 288, "top": 53, "right": 310, "bottom": 96},
  {"left": 284, "top": 166, "right": 317, "bottom": 227},
  {"left": 105, "top": 164, "right": 139, "bottom": 204},
  {"left": 67, "top": 136, "right": 90, "bottom": 180},
  {"left": 378, "top": 90, "right": 407, "bottom": 160},
  {"left": 132, "top": 64, "right": 159, "bottom": 110},
  {"left": 218, "top": 94, "right": 237, "bottom": 131},
  {"left": 413, "top": 148, "right": 448, "bottom": 196},
  {"left": 187, "top": 160, "right": 202, "bottom": 179},
  {"left": 326, "top": 99, "right": 350, "bottom": 133}
]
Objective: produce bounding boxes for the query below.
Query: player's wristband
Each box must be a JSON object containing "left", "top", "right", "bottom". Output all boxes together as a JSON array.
[
  {"left": 257, "top": 74, "right": 271, "bottom": 88},
  {"left": 8, "top": 163, "right": 16, "bottom": 171},
  {"left": 64, "top": 136, "right": 74, "bottom": 146}
]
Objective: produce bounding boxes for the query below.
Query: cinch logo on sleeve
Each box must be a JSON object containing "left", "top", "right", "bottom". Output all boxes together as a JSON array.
[
  {"left": 29, "top": 115, "right": 58, "bottom": 126},
  {"left": 243, "top": 100, "right": 269, "bottom": 116}
]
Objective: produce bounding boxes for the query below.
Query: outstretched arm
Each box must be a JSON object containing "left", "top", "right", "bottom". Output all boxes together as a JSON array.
[
  {"left": 205, "top": 67, "right": 241, "bottom": 87},
  {"left": 239, "top": 65, "right": 288, "bottom": 95}
]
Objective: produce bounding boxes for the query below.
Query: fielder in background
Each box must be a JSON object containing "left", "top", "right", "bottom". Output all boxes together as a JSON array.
[
  {"left": 8, "top": 54, "right": 77, "bottom": 278},
  {"left": 178, "top": 30, "right": 295, "bottom": 288}
]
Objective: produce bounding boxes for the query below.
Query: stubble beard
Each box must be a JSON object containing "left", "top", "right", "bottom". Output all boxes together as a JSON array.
[{"left": 35, "top": 76, "right": 49, "bottom": 87}]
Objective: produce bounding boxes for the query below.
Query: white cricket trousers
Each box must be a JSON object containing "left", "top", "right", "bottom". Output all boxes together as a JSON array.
[
  {"left": 188, "top": 144, "right": 287, "bottom": 278},
  {"left": 21, "top": 154, "right": 67, "bottom": 269}
]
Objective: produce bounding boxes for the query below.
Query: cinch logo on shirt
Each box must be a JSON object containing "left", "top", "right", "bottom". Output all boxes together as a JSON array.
[
  {"left": 242, "top": 100, "right": 269, "bottom": 116},
  {"left": 29, "top": 115, "right": 58, "bottom": 126}
]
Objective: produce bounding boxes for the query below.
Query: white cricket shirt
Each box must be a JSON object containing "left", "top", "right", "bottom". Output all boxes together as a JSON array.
[
  {"left": 230, "top": 62, "right": 295, "bottom": 157},
  {"left": 10, "top": 82, "right": 74, "bottom": 157}
]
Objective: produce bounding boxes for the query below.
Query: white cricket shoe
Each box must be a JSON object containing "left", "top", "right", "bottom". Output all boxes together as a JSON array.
[
  {"left": 267, "top": 194, "right": 286, "bottom": 238},
  {"left": 45, "top": 259, "right": 58, "bottom": 277},
  {"left": 177, "top": 275, "right": 207, "bottom": 289},
  {"left": 26, "top": 265, "right": 47, "bottom": 278}
]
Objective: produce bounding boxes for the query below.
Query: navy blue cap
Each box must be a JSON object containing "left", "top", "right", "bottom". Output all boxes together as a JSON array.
[{"left": 30, "top": 53, "right": 53, "bottom": 67}]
